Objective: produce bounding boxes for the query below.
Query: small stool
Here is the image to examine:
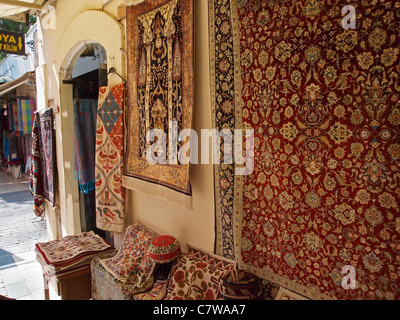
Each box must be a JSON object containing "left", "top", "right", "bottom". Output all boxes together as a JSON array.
[
  {"left": 36, "top": 232, "right": 114, "bottom": 300},
  {"left": 42, "top": 267, "right": 92, "bottom": 300}
]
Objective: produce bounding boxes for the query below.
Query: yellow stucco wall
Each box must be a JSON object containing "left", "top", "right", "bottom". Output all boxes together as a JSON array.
[{"left": 39, "top": 0, "right": 215, "bottom": 252}]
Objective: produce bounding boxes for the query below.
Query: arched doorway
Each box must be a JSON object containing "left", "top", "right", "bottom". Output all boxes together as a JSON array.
[
  {"left": 53, "top": 9, "right": 125, "bottom": 241},
  {"left": 59, "top": 41, "right": 109, "bottom": 239},
  {"left": 71, "top": 43, "right": 108, "bottom": 238}
]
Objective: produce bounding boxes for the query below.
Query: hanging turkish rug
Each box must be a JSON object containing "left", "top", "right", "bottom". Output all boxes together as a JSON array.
[
  {"left": 210, "top": 0, "right": 400, "bottom": 300},
  {"left": 39, "top": 108, "right": 57, "bottom": 207},
  {"left": 30, "top": 111, "right": 45, "bottom": 217},
  {"left": 30, "top": 108, "right": 56, "bottom": 216},
  {"left": 123, "top": 0, "right": 194, "bottom": 209},
  {"left": 95, "top": 83, "right": 126, "bottom": 233}
]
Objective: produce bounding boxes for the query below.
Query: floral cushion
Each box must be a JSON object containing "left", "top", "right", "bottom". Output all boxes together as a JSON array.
[
  {"left": 100, "top": 223, "right": 159, "bottom": 281},
  {"left": 187, "top": 244, "right": 237, "bottom": 268},
  {"left": 164, "top": 252, "right": 236, "bottom": 300},
  {"left": 133, "top": 280, "right": 168, "bottom": 300}
]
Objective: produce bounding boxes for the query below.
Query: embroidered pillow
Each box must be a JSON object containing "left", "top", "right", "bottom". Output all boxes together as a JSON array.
[
  {"left": 112, "top": 252, "right": 159, "bottom": 297},
  {"left": 101, "top": 223, "right": 159, "bottom": 281},
  {"left": 186, "top": 244, "right": 237, "bottom": 269},
  {"left": 164, "top": 252, "right": 235, "bottom": 300},
  {"left": 133, "top": 280, "right": 168, "bottom": 301}
]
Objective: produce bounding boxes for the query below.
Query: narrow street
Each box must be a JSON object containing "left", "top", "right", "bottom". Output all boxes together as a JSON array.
[{"left": 0, "top": 169, "right": 58, "bottom": 300}]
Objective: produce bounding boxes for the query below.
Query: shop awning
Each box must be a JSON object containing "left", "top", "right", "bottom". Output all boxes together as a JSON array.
[
  {"left": 0, "top": 0, "right": 44, "bottom": 18},
  {"left": 0, "top": 70, "right": 35, "bottom": 96}
]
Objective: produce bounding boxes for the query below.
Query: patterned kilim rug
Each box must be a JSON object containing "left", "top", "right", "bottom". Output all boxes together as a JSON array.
[
  {"left": 35, "top": 231, "right": 113, "bottom": 267},
  {"left": 95, "top": 84, "right": 126, "bottom": 233},
  {"left": 210, "top": 0, "right": 400, "bottom": 300},
  {"left": 123, "top": 0, "right": 194, "bottom": 208}
]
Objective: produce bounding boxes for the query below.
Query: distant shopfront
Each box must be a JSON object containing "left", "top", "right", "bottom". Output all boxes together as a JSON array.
[
  {"left": 0, "top": 71, "right": 36, "bottom": 178},
  {"left": 0, "top": 23, "right": 37, "bottom": 179}
]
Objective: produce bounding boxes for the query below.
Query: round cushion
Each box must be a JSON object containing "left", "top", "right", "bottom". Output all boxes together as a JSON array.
[
  {"left": 220, "top": 269, "right": 262, "bottom": 300},
  {"left": 148, "top": 235, "right": 181, "bottom": 264}
]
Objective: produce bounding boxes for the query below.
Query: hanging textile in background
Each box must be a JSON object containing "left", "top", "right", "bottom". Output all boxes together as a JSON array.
[
  {"left": 17, "top": 99, "right": 23, "bottom": 132},
  {"left": 19, "top": 99, "right": 35, "bottom": 135},
  {"left": 3, "top": 137, "right": 8, "bottom": 162},
  {"left": 123, "top": 0, "right": 194, "bottom": 208},
  {"left": 39, "top": 108, "right": 57, "bottom": 206},
  {"left": 12, "top": 100, "right": 19, "bottom": 132},
  {"left": 8, "top": 134, "right": 22, "bottom": 161},
  {"left": 209, "top": 0, "right": 400, "bottom": 300},
  {"left": 73, "top": 99, "right": 98, "bottom": 194},
  {"left": 7, "top": 100, "right": 15, "bottom": 132},
  {"left": 95, "top": 84, "right": 126, "bottom": 233},
  {"left": 30, "top": 112, "right": 45, "bottom": 217},
  {"left": 0, "top": 107, "right": 6, "bottom": 162},
  {"left": 24, "top": 135, "right": 32, "bottom": 173}
]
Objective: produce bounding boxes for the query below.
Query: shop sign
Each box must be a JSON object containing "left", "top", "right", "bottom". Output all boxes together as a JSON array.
[{"left": 0, "top": 31, "right": 25, "bottom": 56}]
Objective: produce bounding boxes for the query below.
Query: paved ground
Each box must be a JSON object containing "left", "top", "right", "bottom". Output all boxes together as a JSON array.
[{"left": 0, "top": 169, "right": 59, "bottom": 300}]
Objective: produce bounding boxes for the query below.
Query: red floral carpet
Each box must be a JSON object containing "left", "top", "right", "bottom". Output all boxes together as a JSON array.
[{"left": 210, "top": 0, "right": 400, "bottom": 300}]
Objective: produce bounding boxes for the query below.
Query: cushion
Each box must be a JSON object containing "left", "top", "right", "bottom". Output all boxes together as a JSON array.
[
  {"left": 100, "top": 223, "right": 159, "bottom": 281},
  {"left": 115, "top": 271, "right": 155, "bottom": 296},
  {"left": 164, "top": 252, "right": 236, "bottom": 300},
  {"left": 220, "top": 269, "right": 262, "bottom": 300},
  {"left": 133, "top": 280, "right": 168, "bottom": 300},
  {"left": 149, "top": 235, "right": 181, "bottom": 264},
  {"left": 187, "top": 244, "right": 237, "bottom": 268}
]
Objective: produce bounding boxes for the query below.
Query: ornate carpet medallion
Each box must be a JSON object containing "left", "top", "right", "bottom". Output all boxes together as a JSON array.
[
  {"left": 124, "top": 0, "right": 194, "bottom": 199},
  {"left": 210, "top": 0, "right": 400, "bottom": 300}
]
